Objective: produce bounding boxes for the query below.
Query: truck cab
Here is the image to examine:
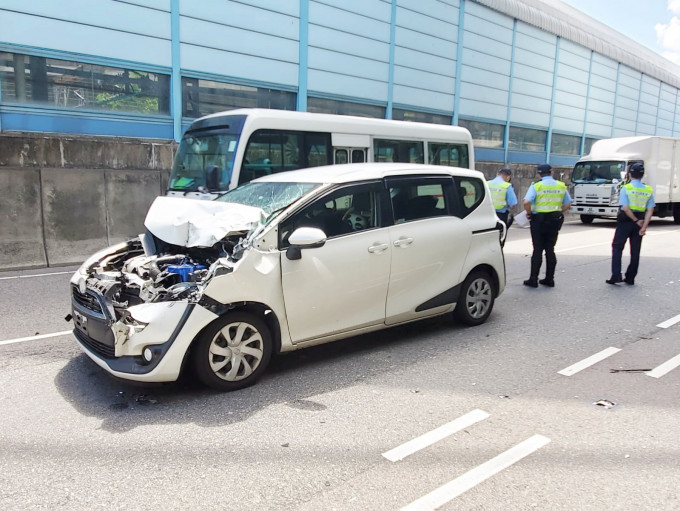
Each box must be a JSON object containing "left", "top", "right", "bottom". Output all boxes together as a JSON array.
[{"left": 571, "top": 136, "right": 680, "bottom": 224}]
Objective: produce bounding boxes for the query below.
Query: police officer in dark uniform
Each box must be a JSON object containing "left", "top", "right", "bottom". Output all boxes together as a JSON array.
[
  {"left": 523, "top": 164, "right": 572, "bottom": 288},
  {"left": 606, "top": 162, "right": 655, "bottom": 285}
]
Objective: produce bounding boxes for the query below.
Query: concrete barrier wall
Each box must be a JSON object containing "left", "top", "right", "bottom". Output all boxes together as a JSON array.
[
  {"left": 0, "top": 133, "right": 174, "bottom": 271},
  {"left": 0, "top": 132, "right": 572, "bottom": 271}
]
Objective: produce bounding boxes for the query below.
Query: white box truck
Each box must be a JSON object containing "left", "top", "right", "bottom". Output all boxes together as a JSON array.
[{"left": 571, "top": 136, "right": 680, "bottom": 224}]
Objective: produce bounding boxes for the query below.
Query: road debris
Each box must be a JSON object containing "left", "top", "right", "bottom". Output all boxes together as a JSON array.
[{"left": 593, "top": 399, "right": 616, "bottom": 409}]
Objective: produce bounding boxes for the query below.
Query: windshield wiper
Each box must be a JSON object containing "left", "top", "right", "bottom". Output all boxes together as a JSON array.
[{"left": 265, "top": 205, "right": 290, "bottom": 222}]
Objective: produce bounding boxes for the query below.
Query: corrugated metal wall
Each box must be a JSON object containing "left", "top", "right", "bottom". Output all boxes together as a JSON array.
[{"left": 3, "top": 0, "right": 680, "bottom": 157}]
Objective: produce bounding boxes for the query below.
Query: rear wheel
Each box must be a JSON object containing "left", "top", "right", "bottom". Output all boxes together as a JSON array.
[
  {"left": 673, "top": 208, "right": 680, "bottom": 225},
  {"left": 192, "top": 311, "right": 272, "bottom": 391},
  {"left": 454, "top": 270, "right": 495, "bottom": 326},
  {"left": 580, "top": 215, "right": 594, "bottom": 224}
]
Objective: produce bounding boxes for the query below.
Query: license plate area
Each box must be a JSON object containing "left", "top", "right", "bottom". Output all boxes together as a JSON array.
[{"left": 74, "top": 310, "right": 89, "bottom": 335}]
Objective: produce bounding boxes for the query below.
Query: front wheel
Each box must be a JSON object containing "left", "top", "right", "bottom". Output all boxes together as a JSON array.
[
  {"left": 191, "top": 311, "right": 272, "bottom": 391},
  {"left": 454, "top": 270, "right": 495, "bottom": 326},
  {"left": 580, "top": 215, "right": 594, "bottom": 224}
]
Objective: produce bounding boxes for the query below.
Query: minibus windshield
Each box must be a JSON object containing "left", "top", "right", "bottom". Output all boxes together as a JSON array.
[{"left": 169, "top": 130, "right": 240, "bottom": 193}]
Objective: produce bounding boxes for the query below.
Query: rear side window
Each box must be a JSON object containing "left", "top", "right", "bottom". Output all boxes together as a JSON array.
[
  {"left": 374, "top": 139, "right": 424, "bottom": 163},
  {"left": 452, "top": 177, "right": 485, "bottom": 218},
  {"left": 429, "top": 142, "right": 470, "bottom": 169},
  {"left": 385, "top": 176, "right": 452, "bottom": 223}
]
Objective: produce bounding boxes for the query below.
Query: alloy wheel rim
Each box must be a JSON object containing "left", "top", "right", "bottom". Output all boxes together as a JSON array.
[
  {"left": 209, "top": 321, "right": 264, "bottom": 381},
  {"left": 466, "top": 278, "right": 492, "bottom": 319}
]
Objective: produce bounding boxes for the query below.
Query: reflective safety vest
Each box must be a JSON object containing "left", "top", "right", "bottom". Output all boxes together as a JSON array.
[
  {"left": 534, "top": 181, "right": 567, "bottom": 213},
  {"left": 488, "top": 180, "right": 511, "bottom": 210},
  {"left": 623, "top": 183, "right": 653, "bottom": 212}
]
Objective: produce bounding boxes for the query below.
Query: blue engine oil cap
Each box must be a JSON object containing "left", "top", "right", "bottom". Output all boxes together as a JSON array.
[
  {"left": 167, "top": 264, "right": 194, "bottom": 282},
  {"left": 167, "top": 263, "right": 206, "bottom": 282}
]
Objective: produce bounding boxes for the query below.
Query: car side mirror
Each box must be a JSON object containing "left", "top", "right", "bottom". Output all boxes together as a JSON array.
[{"left": 285, "top": 227, "right": 327, "bottom": 260}]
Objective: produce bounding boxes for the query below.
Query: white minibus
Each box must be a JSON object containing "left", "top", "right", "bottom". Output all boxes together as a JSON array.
[{"left": 168, "top": 108, "right": 474, "bottom": 199}]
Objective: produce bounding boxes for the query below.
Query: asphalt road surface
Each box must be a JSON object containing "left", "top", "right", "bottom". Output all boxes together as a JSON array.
[{"left": 1, "top": 217, "right": 679, "bottom": 510}]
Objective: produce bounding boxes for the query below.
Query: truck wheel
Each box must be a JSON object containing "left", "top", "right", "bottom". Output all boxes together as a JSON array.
[
  {"left": 191, "top": 311, "right": 272, "bottom": 391},
  {"left": 674, "top": 209, "right": 680, "bottom": 225},
  {"left": 454, "top": 270, "right": 495, "bottom": 326},
  {"left": 580, "top": 215, "right": 594, "bottom": 224}
]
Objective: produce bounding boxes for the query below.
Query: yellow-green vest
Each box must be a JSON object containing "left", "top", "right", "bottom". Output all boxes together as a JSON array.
[
  {"left": 534, "top": 181, "right": 567, "bottom": 213},
  {"left": 623, "top": 183, "right": 653, "bottom": 212},
  {"left": 488, "top": 180, "right": 511, "bottom": 210}
]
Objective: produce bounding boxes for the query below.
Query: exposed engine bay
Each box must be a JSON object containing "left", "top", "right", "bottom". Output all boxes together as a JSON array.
[
  {"left": 77, "top": 233, "right": 246, "bottom": 322},
  {"left": 75, "top": 196, "right": 266, "bottom": 322}
]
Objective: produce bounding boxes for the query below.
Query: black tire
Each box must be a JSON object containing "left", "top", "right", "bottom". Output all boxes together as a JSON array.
[
  {"left": 673, "top": 208, "right": 680, "bottom": 225},
  {"left": 454, "top": 270, "right": 495, "bottom": 326},
  {"left": 580, "top": 215, "right": 594, "bottom": 224},
  {"left": 191, "top": 311, "right": 272, "bottom": 391}
]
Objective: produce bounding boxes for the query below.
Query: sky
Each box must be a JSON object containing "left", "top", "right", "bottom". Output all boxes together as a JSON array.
[{"left": 559, "top": 0, "right": 680, "bottom": 65}]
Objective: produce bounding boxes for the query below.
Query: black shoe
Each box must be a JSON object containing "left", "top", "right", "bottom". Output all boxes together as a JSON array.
[
  {"left": 539, "top": 278, "right": 555, "bottom": 287},
  {"left": 624, "top": 277, "right": 635, "bottom": 285},
  {"left": 523, "top": 279, "right": 538, "bottom": 288},
  {"left": 606, "top": 276, "right": 623, "bottom": 285}
]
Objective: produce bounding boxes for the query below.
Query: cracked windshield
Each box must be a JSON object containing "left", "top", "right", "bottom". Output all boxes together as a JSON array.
[{"left": 217, "top": 181, "right": 320, "bottom": 221}]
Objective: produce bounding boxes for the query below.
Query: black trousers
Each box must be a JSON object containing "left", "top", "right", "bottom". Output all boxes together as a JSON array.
[
  {"left": 529, "top": 213, "right": 563, "bottom": 280},
  {"left": 611, "top": 220, "right": 643, "bottom": 279},
  {"left": 496, "top": 211, "right": 513, "bottom": 228}
]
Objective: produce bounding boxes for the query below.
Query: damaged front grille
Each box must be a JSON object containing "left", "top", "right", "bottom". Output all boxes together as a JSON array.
[
  {"left": 74, "top": 329, "right": 114, "bottom": 358},
  {"left": 72, "top": 286, "right": 104, "bottom": 315}
]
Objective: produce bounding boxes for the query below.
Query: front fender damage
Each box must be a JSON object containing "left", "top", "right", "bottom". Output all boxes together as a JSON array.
[{"left": 112, "top": 302, "right": 193, "bottom": 357}]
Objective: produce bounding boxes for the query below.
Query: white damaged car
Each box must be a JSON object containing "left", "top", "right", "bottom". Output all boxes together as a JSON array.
[{"left": 70, "top": 163, "right": 506, "bottom": 391}]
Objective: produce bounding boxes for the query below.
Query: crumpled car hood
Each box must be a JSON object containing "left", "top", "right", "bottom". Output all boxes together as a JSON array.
[{"left": 144, "top": 196, "right": 264, "bottom": 247}]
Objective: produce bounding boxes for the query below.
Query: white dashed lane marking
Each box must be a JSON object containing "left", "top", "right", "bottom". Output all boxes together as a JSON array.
[
  {"left": 0, "top": 330, "right": 72, "bottom": 346},
  {"left": 382, "top": 409, "right": 489, "bottom": 462},
  {"left": 657, "top": 313, "right": 680, "bottom": 329},
  {"left": 0, "top": 271, "right": 73, "bottom": 281},
  {"left": 401, "top": 434, "right": 551, "bottom": 511},
  {"left": 646, "top": 353, "right": 680, "bottom": 378},
  {"left": 557, "top": 347, "right": 621, "bottom": 376}
]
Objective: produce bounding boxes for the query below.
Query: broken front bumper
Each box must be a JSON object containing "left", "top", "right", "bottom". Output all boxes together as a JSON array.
[{"left": 71, "top": 285, "right": 217, "bottom": 382}]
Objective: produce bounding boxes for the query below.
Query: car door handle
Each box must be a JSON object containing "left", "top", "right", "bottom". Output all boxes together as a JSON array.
[
  {"left": 393, "top": 237, "right": 414, "bottom": 248},
  {"left": 367, "top": 243, "right": 389, "bottom": 254}
]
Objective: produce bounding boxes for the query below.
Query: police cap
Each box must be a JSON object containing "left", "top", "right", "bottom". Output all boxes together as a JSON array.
[
  {"left": 499, "top": 166, "right": 512, "bottom": 176},
  {"left": 630, "top": 162, "right": 644, "bottom": 177},
  {"left": 537, "top": 164, "right": 552, "bottom": 174}
]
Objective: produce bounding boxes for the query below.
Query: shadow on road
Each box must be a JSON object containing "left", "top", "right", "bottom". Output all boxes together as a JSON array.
[{"left": 54, "top": 315, "right": 468, "bottom": 433}]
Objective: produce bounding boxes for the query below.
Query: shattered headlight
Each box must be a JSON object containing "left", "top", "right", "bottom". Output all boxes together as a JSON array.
[{"left": 77, "top": 242, "right": 129, "bottom": 276}]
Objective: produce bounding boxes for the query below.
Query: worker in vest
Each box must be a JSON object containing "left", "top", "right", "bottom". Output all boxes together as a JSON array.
[
  {"left": 488, "top": 165, "right": 517, "bottom": 227},
  {"left": 606, "top": 162, "right": 654, "bottom": 285},
  {"left": 522, "top": 163, "right": 572, "bottom": 288}
]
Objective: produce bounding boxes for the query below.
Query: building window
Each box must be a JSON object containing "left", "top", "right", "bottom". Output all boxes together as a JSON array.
[
  {"left": 508, "top": 126, "right": 547, "bottom": 152},
  {"left": 458, "top": 119, "right": 505, "bottom": 148},
  {"left": 392, "top": 109, "right": 452, "bottom": 125},
  {"left": 551, "top": 133, "right": 581, "bottom": 155},
  {"left": 584, "top": 137, "right": 598, "bottom": 155},
  {"left": 182, "top": 78, "right": 296, "bottom": 118},
  {"left": 0, "top": 52, "right": 170, "bottom": 115},
  {"left": 307, "top": 97, "right": 386, "bottom": 118}
]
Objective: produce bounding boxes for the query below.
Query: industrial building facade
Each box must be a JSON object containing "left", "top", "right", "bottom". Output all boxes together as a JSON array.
[{"left": 3, "top": 0, "right": 680, "bottom": 167}]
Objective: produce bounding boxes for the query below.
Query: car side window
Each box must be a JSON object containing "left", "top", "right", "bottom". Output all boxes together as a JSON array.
[
  {"left": 279, "top": 183, "right": 381, "bottom": 248},
  {"left": 453, "top": 177, "right": 485, "bottom": 218},
  {"left": 386, "top": 176, "right": 453, "bottom": 223}
]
